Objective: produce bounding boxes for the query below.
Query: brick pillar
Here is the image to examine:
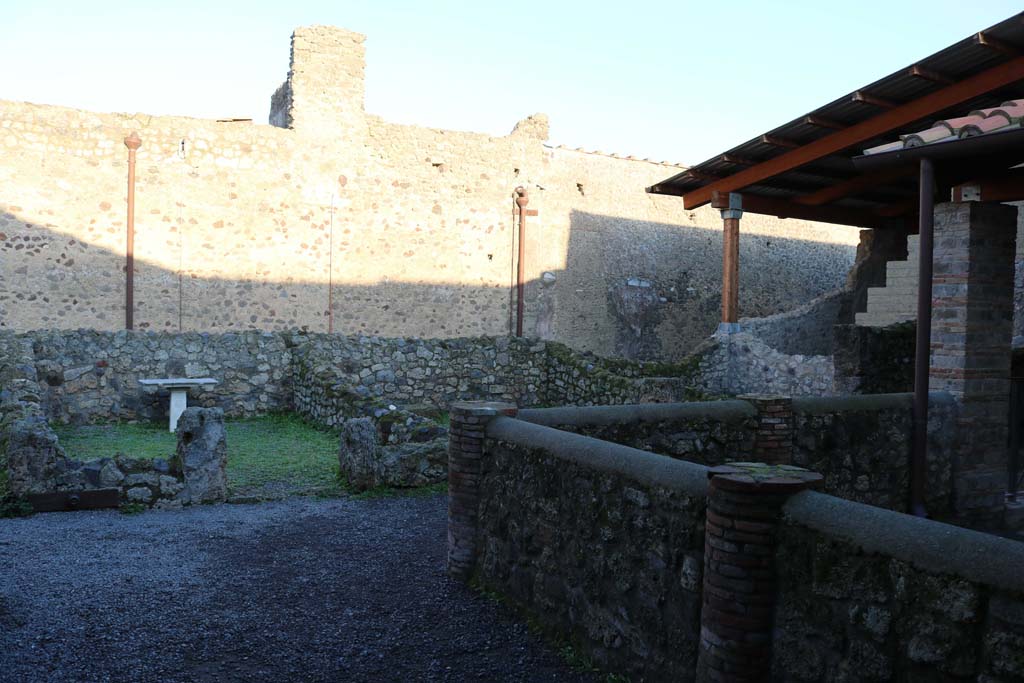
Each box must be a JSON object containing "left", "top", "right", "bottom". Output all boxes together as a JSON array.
[
  {"left": 930, "top": 201, "right": 1018, "bottom": 527},
  {"left": 446, "top": 401, "right": 517, "bottom": 582},
  {"left": 739, "top": 394, "right": 794, "bottom": 464},
  {"left": 697, "top": 463, "right": 822, "bottom": 682}
]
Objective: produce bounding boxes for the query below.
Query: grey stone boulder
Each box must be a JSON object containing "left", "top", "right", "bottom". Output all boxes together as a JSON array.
[
  {"left": 374, "top": 438, "right": 448, "bottom": 488},
  {"left": 338, "top": 417, "right": 447, "bottom": 491},
  {"left": 172, "top": 407, "right": 228, "bottom": 504}
]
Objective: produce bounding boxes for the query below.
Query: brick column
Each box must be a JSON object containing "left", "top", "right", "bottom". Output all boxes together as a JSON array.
[
  {"left": 739, "top": 394, "right": 794, "bottom": 465},
  {"left": 446, "top": 400, "right": 517, "bottom": 582},
  {"left": 697, "top": 463, "right": 822, "bottom": 682},
  {"left": 930, "top": 201, "right": 1017, "bottom": 527}
]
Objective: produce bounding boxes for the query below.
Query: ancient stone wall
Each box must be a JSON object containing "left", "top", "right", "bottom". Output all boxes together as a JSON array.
[
  {"left": 792, "top": 394, "right": 956, "bottom": 516},
  {"left": 465, "top": 416, "right": 1024, "bottom": 681},
  {"left": 518, "top": 393, "right": 956, "bottom": 515},
  {"left": 692, "top": 332, "right": 836, "bottom": 397},
  {"left": 0, "top": 25, "right": 860, "bottom": 361},
  {"left": 476, "top": 427, "right": 708, "bottom": 681},
  {"left": 740, "top": 288, "right": 851, "bottom": 356},
  {"left": 832, "top": 322, "right": 915, "bottom": 394},
  {"left": 291, "top": 334, "right": 705, "bottom": 417},
  {"left": 775, "top": 492, "right": 1024, "bottom": 681},
  {"left": 25, "top": 329, "right": 293, "bottom": 424},
  {"left": 518, "top": 401, "right": 757, "bottom": 466},
  {"left": 0, "top": 332, "right": 213, "bottom": 507}
]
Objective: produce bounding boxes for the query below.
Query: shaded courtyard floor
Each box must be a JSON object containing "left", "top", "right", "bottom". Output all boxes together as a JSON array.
[{"left": 0, "top": 495, "right": 598, "bottom": 683}]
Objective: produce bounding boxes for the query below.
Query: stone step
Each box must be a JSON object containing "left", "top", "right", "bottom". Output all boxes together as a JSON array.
[{"left": 855, "top": 313, "right": 915, "bottom": 327}]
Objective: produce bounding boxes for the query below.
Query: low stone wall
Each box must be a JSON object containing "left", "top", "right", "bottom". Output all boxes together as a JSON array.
[
  {"left": 452, "top": 409, "right": 1024, "bottom": 681},
  {"left": 692, "top": 332, "right": 835, "bottom": 397},
  {"left": 477, "top": 418, "right": 709, "bottom": 681},
  {"left": 793, "top": 393, "right": 956, "bottom": 515},
  {"left": 518, "top": 401, "right": 756, "bottom": 466},
  {"left": 832, "top": 322, "right": 915, "bottom": 394},
  {"left": 741, "top": 288, "right": 850, "bottom": 356},
  {"left": 0, "top": 333, "right": 226, "bottom": 507},
  {"left": 775, "top": 491, "right": 1024, "bottom": 681},
  {"left": 291, "top": 334, "right": 703, "bottom": 417},
  {"left": 27, "top": 329, "right": 293, "bottom": 423},
  {"left": 519, "top": 394, "right": 953, "bottom": 514}
]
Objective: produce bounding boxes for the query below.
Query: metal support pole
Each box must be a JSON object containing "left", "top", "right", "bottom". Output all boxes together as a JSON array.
[
  {"left": 911, "top": 157, "right": 934, "bottom": 517},
  {"left": 124, "top": 132, "right": 142, "bottom": 330},
  {"left": 514, "top": 187, "right": 529, "bottom": 337}
]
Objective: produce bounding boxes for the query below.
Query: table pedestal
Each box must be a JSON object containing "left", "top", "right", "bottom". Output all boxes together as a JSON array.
[{"left": 169, "top": 389, "right": 188, "bottom": 433}]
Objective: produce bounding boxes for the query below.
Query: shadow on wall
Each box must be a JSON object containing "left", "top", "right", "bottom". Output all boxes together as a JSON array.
[
  {"left": 555, "top": 210, "right": 859, "bottom": 360},
  {"left": 0, "top": 209, "right": 856, "bottom": 361}
]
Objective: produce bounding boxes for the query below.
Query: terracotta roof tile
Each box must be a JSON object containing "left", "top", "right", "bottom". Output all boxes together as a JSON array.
[{"left": 865, "top": 97, "right": 1024, "bottom": 155}]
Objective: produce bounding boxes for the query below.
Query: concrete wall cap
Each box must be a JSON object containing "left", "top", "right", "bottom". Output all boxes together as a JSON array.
[
  {"left": 784, "top": 489, "right": 1024, "bottom": 593},
  {"left": 517, "top": 400, "right": 755, "bottom": 428},
  {"left": 486, "top": 416, "right": 709, "bottom": 497}
]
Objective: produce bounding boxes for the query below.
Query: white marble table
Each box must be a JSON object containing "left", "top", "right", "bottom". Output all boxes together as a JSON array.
[{"left": 138, "top": 377, "right": 218, "bottom": 432}]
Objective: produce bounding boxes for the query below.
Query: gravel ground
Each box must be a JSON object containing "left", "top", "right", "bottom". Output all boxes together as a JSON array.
[{"left": 0, "top": 495, "right": 599, "bottom": 683}]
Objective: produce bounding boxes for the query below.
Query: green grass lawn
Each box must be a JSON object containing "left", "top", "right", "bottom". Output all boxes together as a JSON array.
[{"left": 54, "top": 414, "right": 342, "bottom": 500}]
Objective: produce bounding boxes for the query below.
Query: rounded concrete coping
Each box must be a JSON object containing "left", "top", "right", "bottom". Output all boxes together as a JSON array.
[
  {"left": 517, "top": 400, "right": 755, "bottom": 428},
  {"left": 486, "top": 416, "right": 709, "bottom": 498},
  {"left": 784, "top": 490, "right": 1024, "bottom": 594},
  {"left": 792, "top": 391, "right": 954, "bottom": 416}
]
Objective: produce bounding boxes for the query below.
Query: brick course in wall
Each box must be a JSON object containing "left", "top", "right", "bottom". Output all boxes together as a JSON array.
[
  {"left": 929, "top": 201, "right": 1018, "bottom": 526},
  {"left": 697, "top": 464, "right": 822, "bottom": 682}
]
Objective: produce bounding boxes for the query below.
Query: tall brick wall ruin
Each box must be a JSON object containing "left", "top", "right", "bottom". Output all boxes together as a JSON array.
[{"left": 0, "top": 25, "right": 860, "bottom": 361}]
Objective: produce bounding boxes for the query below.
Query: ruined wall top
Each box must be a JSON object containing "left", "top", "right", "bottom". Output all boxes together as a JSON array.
[{"left": 271, "top": 25, "right": 368, "bottom": 136}]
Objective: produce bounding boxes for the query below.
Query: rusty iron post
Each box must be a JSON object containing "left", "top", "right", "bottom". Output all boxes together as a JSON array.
[
  {"left": 514, "top": 187, "right": 528, "bottom": 337},
  {"left": 124, "top": 132, "right": 142, "bottom": 330},
  {"left": 911, "top": 156, "right": 934, "bottom": 517}
]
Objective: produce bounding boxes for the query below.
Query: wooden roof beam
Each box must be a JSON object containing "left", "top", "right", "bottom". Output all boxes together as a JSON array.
[
  {"left": 760, "top": 134, "right": 801, "bottom": 149},
  {"left": 805, "top": 115, "right": 846, "bottom": 130},
  {"left": 975, "top": 32, "right": 1022, "bottom": 58},
  {"left": 853, "top": 91, "right": 898, "bottom": 109},
  {"left": 681, "top": 55, "right": 1024, "bottom": 209},
  {"left": 908, "top": 65, "right": 955, "bottom": 85},
  {"left": 710, "top": 191, "right": 887, "bottom": 228},
  {"left": 794, "top": 166, "right": 915, "bottom": 206}
]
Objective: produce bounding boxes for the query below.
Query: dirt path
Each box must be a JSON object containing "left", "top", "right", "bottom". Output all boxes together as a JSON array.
[{"left": 0, "top": 495, "right": 598, "bottom": 683}]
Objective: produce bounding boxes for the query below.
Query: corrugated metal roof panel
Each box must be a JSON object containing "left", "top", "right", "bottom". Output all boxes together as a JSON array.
[{"left": 648, "top": 10, "right": 1024, "bottom": 219}]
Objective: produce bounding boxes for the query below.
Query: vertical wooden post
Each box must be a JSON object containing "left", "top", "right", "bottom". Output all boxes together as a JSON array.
[
  {"left": 719, "top": 193, "right": 743, "bottom": 331},
  {"left": 124, "top": 132, "right": 142, "bottom": 330}
]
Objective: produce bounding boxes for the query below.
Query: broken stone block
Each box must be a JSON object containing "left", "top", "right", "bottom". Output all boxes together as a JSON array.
[
  {"left": 338, "top": 417, "right": 380, "bottom": 491},
  {"left": 338, "top": 416, "right": 447, "bottom": 491},
  {"left": 173, "top": 407, "right": 228, "bottom": 504},
  {"left": 4, "top": 415, "right": 66, "bottom": 495}
]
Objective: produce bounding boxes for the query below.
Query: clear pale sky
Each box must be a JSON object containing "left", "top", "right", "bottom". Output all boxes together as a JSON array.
[{"left": 2, "top": 1, "right": 1020, "bottom": 165}]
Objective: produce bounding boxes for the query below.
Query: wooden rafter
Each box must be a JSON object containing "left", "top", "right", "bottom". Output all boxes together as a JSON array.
[
  {"left": 760, "top": 134, "right": 800, "bottom": 149},
  {"left": 681, "top": 56, "right": 1024, "bottom": 209},
  {"left": 853, "top": 91, "right": 898, "bottom": 109},
  {"left": 710, "top": 191, "right": 886, "bottom": 228},
  {"left": 975, "top": 32, "right": 1022, "bottom": 57},
  {"left": 909, "top": 65, "right": 955, "bottom": 84},
  {"left": 805, "top": 115, "right": 846, "bottom": 130},
  {"left": 794, "top": 166, "right": 915, "bottom": 206}
]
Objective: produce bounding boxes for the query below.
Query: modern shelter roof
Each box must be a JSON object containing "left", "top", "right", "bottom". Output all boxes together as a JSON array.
[{"left": 647, "top": 12, "right": 1024, "bottom": 228}]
